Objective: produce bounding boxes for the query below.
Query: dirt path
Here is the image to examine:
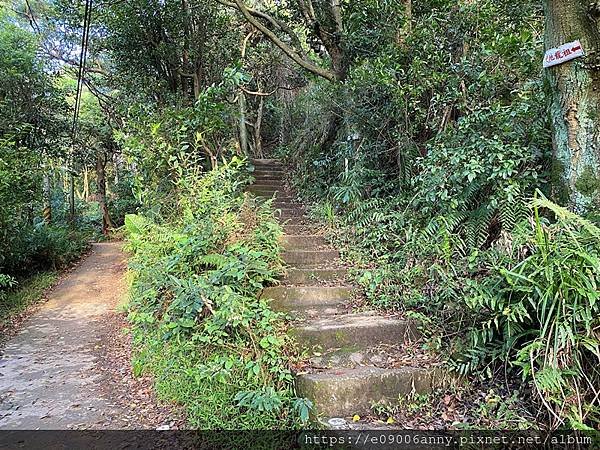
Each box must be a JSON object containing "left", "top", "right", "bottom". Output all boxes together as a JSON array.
[{"left": 0, "top": 242, "right": 178, "bottom": 430}]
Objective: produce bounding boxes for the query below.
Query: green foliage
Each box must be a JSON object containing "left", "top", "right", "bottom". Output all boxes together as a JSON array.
[
  {"left": 458, "top": 193, "right": 600, "bottom": 427},
  {"left": 97, "top": 0, "right": 238, "bottom": 102},
  {"left": 3, "top": 0, "right": 598, "bottom": 432},
  {"left": 106, "top": 173, "right": 141, "bottom": 227},
  {"left": 1, "top": 220, "right": 92, "bottom": 275},
  {"left": 0, "top": 8, "right": 91, "bottom": 278},
  {"left": 125, "top": 159, "right": 308, "bottom": 429},
  {"left": 336, "top": 188, "right": 600, "bottom": 427},
  {"left": 0, "top": 271, "right": 58, "bottom": 328},
  {"left": 282, "top": 1, "right": 549, "bottom": 245},
  {"left": 120, "top": 68, "right": 247, "bottom": 216},
  {"left": 275, "top": 0, "right": 599, "bottom": 429}
]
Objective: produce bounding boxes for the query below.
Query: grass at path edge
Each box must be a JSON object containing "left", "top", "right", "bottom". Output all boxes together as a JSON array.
[{"left": 0, "top": 271, "right": 59, "bottom": 328}]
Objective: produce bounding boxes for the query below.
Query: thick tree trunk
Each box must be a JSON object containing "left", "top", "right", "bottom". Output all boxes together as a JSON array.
[
  {"left": 544, "top": 0, "right": 600, "bottom": 212},
  {"left": 96, "top": 152, "right": 114, "bottom": 235},
  {"left": 321, "top": 110, "right": 344, "bottom": 154}
]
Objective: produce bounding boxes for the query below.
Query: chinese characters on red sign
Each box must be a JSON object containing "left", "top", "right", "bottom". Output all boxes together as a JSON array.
[{"left": 543, "top": 40, "right": 584, "bottom": 68}]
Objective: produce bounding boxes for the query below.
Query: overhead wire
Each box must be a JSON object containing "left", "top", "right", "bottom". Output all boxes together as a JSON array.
[
  {"left": 71, "top": 0, "right": 93, "bottom": 142},
  {"left": 69, "top": 0, "right": 93, "bottom": 219}
]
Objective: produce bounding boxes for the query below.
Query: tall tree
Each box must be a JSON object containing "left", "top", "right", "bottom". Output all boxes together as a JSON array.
[
  {"left": 98, "top": 0, "right": 238, "bottom": 102},
  {"left": 215, "top": 0, "right": 348, "bottom": 82},
  {"left": 544, "top": 1, "right": 600, "bottom": 212}
]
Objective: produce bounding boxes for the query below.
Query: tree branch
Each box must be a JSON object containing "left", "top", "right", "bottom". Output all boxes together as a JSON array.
[
  {"left": 217, "top": 0, "right": 338, "bottom": 82},
  {"left": 217, "top": 0, "right": 308, "bottom": 60},
  {"left": 241, "top": 86, "right": 277, "bottom": 96},
  {"left": 331, "top": 0, "right": 343, "bottom": 34},
  {"left": 44, "top": 46, "right": 109, "bottom": 76},
  {"left": 298, "top": 0, "right": 316, "bottom": 22}
]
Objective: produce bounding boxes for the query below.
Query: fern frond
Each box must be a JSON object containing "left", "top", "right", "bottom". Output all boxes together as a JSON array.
[
  {"left": 533, "top": 191, "right": 600, "bottom": 238},
  {"left": 346, "top": 198, "right": 389, "bottom": 227},
  {"left": 199, "top": 253, "right": 229, "bottom": 268}
]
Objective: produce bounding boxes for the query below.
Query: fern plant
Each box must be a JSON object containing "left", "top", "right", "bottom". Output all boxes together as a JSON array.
[{"left": 459, "top": 191, "right": 600, "bottom": 428}]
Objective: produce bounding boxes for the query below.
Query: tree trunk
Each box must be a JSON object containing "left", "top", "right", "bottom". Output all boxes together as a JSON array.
[
  {"left": 69, "top": 173, "right": 75, "bottom": 223},
  {"left": 544, "top": 0, "right": 600, "bottom": 212},
  {"left": 238, "top": 32, "right": 253, "bottom": 156},
  {"left": 43, "top": 172, "right": 52, "bottom": 224},
  {"left": 239, "top": 92, "right": 249, "bottom": 155},
  {"left": 83, "top": 166, "right": 90, "bottom": 201},
  {"left": 113, "top": 153, "right": 119, "bottom": 186},
  {"left": 321, "top": 109, "right": 344, "bottom": 154},
  {"left": 96, "top": 152, "right": 114, "bottom": 235},
  {"left": 254, "top": 93, "right": 264, "bottom": 158}
]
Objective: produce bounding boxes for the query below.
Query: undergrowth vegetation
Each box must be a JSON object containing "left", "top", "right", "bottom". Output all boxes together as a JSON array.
[
  {"left": 279, "top": 0, "right": 599, "bottom": 429},
  {"left": 4, "top": 0, "right": 599, "bottom": 433},
  {"left": 125, "top": 159, "right": 308, "bottom": 429},
  {"left": 0, "top": 271, "right": 58, "bottom": 328}
]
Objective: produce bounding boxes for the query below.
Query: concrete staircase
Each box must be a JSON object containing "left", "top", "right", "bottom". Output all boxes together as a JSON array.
[{"left": 250, "top": 159, "right": 445, "bottom": 422}]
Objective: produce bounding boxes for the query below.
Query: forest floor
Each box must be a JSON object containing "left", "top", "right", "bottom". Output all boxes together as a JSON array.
[{"left": 0, "top": 242, "right": 182, "bottom": 430}]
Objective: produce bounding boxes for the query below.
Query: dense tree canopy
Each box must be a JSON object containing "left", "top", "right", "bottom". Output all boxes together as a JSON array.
[{"left": 1, "top": 0, "right": 599, "bottom": 432}]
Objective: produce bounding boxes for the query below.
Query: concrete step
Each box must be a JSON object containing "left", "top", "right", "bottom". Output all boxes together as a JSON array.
[
  {"left": 249, "top": 190, "right": 282, "bottom": 199},
  {"left": 274, "top": 302, "right": 343, "bottom": 319},
  {"left": 263, "top": 286, "right": 352, "bottom": 302},
  {"left": 280, "top": 216, "right": 312, "bottom": 227},
  {"left": 273, "top": 198, "right": 301, "bottom": 205},
  {"left": 262, "top": 286, "right": 352, "bottom": 316},
  {"left": 283, "top": 250, "right": 339, "bottom": 267},
  {"left": 283, "top": 268, "right": 347, "bottom": 285},
  {"left": 275, "top": 209, "right": 306, "bottom": 221},
  {"left": 250, "top": 184, "right": 285, "bottom": 191},
  {"left": 284, "top": 224, "right": 321, "bottom": 234},
  {"left": 252, "top": 173, "right": 284, "bottom": 180},
  {"left": 270, "top": 195, "right": 296, "bottom": 202},
  {"left": 248, "top": 188, "right": 284, "bottom": 196},
  {"left": 251, "top": 179, "right": 285, "bottom": 187},
  {"left": 308, "top": 345, "right": 408, "bottom": 370},
  {"left": 296, "top": 366, "right": 446, "bottom": 417},
  {"left": 281, "top": 235, "right": 327, "bottom": 248},
  {"left": 290, "top": 313, "right": 418, "bottom": 351},
  {"left": 252, "top": 162, "right": 282, "bottom": 167},
  {"left": 250, "top": 167, "right": 285, "bottom": 178},
  {"left": 250, "top": 158, "right": 281, "bottom": 166},
  {"left": 274, "top": 204, "right": 304, "bottom": 212},
  {"left": 253, "top": 176, "right": 284, "bottom": 183}
]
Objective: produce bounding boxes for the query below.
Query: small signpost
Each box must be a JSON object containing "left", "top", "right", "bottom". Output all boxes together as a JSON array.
[{"left": 543, "top": 40, "right": 584, "bottom": 68}]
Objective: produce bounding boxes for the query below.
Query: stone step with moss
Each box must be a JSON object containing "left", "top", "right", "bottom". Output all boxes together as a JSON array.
[
  {"left": 282, "top": 250, "right": 340, "bottom": 267},
  {"left": 290, "top": 313, "right": 419, "bottom": 352},
  {"left": 296, "top": 366, "right": 447, "bottom": 417},
  {"left": 282, "top": 268, "right": 347, "bottom": 285},
  {"left": 281, "top": 235, "right": 327, "bottom": 249},
  {"left": 274, "top": 208, "right": 306, "bottom": 221},
  {"left": 251, "top": 159, "right": 446, "bottom": 420}
]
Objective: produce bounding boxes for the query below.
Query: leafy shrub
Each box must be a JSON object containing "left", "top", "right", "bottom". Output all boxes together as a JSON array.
[
  {"left": 0, "top": 273, "right": 17, "bottom": 305},
  {"left": 120, "top": 68, "right": 248, "bottom": 217},
  {"left": 125, "top": 158, "right": 307, "bottom": 429},
  {"left": 458, "top": 193, "right": 600, "bottom": 427},
  {"left": 107, "top": 174, "right": 140, "bottom": 227},
  {"left": 1, "top": 222, "right": 91, "bottom": 276},
  {"left": 27, "top": 224, "right": 91, "bottom": 270},
  {"left": 334, "top": 189, "right": 600, "bottom": 428},
  {"left": 0, "top": 271, "right": 58, "bottom": 326}
]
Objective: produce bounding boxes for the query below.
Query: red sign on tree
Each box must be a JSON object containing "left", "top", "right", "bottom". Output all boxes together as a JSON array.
[{"left": 543, "top": 40, "right": 585, "bottom": 68}]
